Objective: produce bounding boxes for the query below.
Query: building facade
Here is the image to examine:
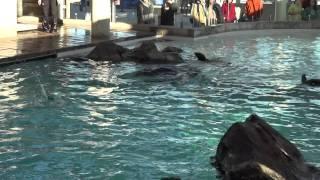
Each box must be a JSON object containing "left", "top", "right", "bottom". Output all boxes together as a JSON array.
[{"left": 1, "top": 0, "right": 112, "bottom": 38}]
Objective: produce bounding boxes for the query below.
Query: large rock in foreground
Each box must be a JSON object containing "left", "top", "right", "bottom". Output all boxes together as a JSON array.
[
  {"left": 87, "top": 41, "right": 128, "bottom": 62},
  {"left": 87, "top": 41, "right": 183, "bottom": 64},
  {"left": 213, "top": 114, "right": 320, "bottom": 180},
  {"left": 122, "top": 41, "right": 183, "bottom": 64}
]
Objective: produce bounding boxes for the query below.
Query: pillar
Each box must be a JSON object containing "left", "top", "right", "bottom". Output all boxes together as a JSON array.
[
  {"left": 107, "top": 0, "right": 112, "bottom": 20},
  {"left": 111, "top": 0, "right": 116, "bottom": 22},
  {"left": 275, "top": 0, "right": 287, "bottom": 21},
  {"left": 0, "top": 0, "right": 17, "bottom": 38},
  {"left": 17, "top": 0, "right": 23, "bottom": 17},
  {"left": 91, "top": 0, "right": 111, "bottom": 38},
  {"left": 66, "top": 0, "right": 71, "bottom": 19}
]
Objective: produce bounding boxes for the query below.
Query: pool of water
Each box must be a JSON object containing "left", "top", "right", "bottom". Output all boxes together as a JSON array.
[{"left": 1, "top": 29, "right": 320, "bottom": 179}]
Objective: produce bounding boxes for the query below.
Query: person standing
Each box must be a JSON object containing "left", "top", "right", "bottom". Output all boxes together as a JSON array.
[
  {"left": 222, "top": 0, "right": 236, "bottom": 23},
  {"left": 245, "top": 0, "right": 263, "bottom": 21},
  {"left": 288, "top": 0, "right": 302, "bottom": 21},
  {"left": 38, "top": 0, "right": 58, "bottom": 33},
  {"left": 160, "top": 0, "right": 178, "bottom": 25},
  {"left": 208, "top": 0, "right": 217, "bottom": 25},
  {"left": 302, "top": 0, "right": 318, "bottom": 20},
  {"left": 211, "top": 0, "right": 223, "bottom": 23},
  {"left": 137, "top": 0, "right": 155, "bottom": 24},
  {"left": 190, "top": 0, "right": 208, "bottom": 27}
]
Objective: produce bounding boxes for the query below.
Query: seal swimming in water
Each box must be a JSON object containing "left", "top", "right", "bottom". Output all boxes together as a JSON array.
[
  {"left": 301, "top": 74, "right": 320, "bottom": 86},
  {"left": 194, "top": 52, "right": 209, "bottom": 62},
  {"left": 194, "top": 52, "right": 231, "bottom": 65}
]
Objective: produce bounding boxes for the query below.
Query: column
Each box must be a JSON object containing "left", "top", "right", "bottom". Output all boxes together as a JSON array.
[
  {"left": 111, "top": 0, "right": 116, "bottom": 22},
  {"left": 66, "top": 0, "right": 71, "bottom": 19},
  {"left": 107, "top": 0, "right": 112, "bottom": 20},
  {"left": 275, "top": 0, "right": 287, "bottom": 21},
  {"left": 91, "top": 0, "right": 111, "bottom": 38},
  {"left": 0, "top": 0, "right": 17, "bottom": 38},
  {"left": 17, "top": 0, "right": 23, "bottom": 17}
]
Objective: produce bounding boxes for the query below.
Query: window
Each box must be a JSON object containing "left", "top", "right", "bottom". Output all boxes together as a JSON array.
[{"left": 155, "top": 0, "right": 163, "bottom": 5}]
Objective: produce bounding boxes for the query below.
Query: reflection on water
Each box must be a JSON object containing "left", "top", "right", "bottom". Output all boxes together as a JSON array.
[{"left": 0, "top": 30, "right": 320, "bottom": 179}]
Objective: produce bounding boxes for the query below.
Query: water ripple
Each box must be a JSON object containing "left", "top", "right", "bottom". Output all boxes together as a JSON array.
[{"left": 0, "top": 30, "right": 320, "bottom": 179}]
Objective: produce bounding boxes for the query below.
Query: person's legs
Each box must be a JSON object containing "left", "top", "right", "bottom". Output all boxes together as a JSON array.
[
  {"left": 42, "top": 0, "right": 51, "bottom": 32},
  {"left": 50, "top": 0, "right": 58, "bottom": 32}
]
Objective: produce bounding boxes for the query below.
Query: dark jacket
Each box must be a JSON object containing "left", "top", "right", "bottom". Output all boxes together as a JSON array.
[
  {"left": 160, "top": 2, "right": 178, "bottom": 25},
  {"left": 137, "top": 0, "right": 154, "bottom": 24},
  {"left": 213, "top": 3, "right": 223, "bottom": 23}
]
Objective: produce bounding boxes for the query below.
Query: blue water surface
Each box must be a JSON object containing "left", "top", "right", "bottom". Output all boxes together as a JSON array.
[{"left": 0, "top": 29, "right": 320, "bottom": 179}]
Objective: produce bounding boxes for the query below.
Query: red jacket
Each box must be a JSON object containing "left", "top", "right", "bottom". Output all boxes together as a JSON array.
[
  {"left": 245, "top": 0, "right": 263, "bottom": 18},
  {"left": 222, "top": 2, "right": 236, "bottom": 22}
]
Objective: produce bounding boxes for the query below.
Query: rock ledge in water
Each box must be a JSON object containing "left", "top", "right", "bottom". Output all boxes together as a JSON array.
[
  {"left": 213, "top": 114, "right": 320, "bottom": 180},
  {"left": 87, "top": 41, "right": 128, "bottom": 62},
  {"left": 87, "top": 41, "right": 183, "bottom": 64}
]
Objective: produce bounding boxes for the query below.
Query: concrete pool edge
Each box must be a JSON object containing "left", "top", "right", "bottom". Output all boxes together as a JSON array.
[
  {"left": 132, "top": 20, "right": 320, "bottom": 37},
  {"left": 1, "top": 20, "right": 320, "bottom": 66},
  {"left": 0, "top": 34, "right": 158, "bottom": 66}
]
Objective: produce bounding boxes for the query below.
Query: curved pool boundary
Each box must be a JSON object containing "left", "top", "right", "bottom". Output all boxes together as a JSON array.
[
  {"left": 0, "top": 33, "right": 158, "bottom": 67},
  {"left": 133, "top": 20, "right": 320, "bottom": 38},
  {"left": 1, "top": 20, "right": 319, "bottom": 66}
]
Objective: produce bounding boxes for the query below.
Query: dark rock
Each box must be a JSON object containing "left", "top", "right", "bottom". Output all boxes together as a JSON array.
[
  {"left": 135, "top": 67, "right": 178, "bottom": 76},
  {"left": 123, "top": 41, "right": 159, "bottom": 61},
  {"left": 70, "top": 57, "right": 89, "bottom": 62},
  {"left": 162, "top": 46, "right": 183, "bottom": 53},
  {"left": 120, "top": 67, "right": 177, "bottom": 80},
  {"left": 138, "top": 41, "right": 159, "bottom": 52},
  {"left": 213, "top": 114, "right": 320, "bottom": 180},
  {"left": 123, "top": 41, "right": 183, "bottom": 64},
  {"left": 88, "top": 41, "right": 184, "bottom": 64},
  {"left": 120, "top": 65, "right": 200, "bottom": 84},
  {"left": 160, "top": 176, "right": 181, "bottom": 180},
  {"left": 301, "top": 74, "right": 320, "bottom": 86},
  {"left": 145, "top": 52, "right": 183, "bottom": 64},
  {"left": 87, "top": 41, "right": 128, "bottom": 62}
]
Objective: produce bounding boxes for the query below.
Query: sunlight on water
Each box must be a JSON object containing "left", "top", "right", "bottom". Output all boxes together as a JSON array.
[{"left": 0, "top": 30, "right": 320, "bottom": 179}]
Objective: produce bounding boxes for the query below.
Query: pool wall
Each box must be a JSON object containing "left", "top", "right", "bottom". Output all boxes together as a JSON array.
[
  {"left": 133, "top": 21, "right": 320, "bottom": 37},
  {"left": 2, "top": 21, "right": 320, "bottom": 66},
  {"left": 0, "top": 34, "right": 157, "bottom": 66}
]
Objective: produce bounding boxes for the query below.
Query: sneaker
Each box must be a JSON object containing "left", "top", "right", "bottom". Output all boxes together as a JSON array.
[
  {"left": 50, "top": 23, "right": 57, "bottom": 33},
  {"left": 42, "top": 21, "right": 51, "bottom": 33}
]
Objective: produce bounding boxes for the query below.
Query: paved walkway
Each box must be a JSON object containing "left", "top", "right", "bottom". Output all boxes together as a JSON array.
[
  {"left": 0, "top": 22, "right": 152, "bottom": 65},
  {"left": 0, "top": 9, "right": 193, "bottom": 65}
]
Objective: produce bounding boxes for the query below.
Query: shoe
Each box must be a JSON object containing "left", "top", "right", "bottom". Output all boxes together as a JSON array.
[
  {"left": 50, "top": 23, "right": 57, "bottom": 33},
  {"left": 42, "top": 21, "right": 51, "bottom": 33}
]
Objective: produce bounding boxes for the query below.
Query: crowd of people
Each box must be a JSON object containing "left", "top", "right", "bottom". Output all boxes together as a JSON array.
[
  {"left": 137, "top": 0, "right": 319, "bottom": 27},
  {"left": 37, "top": 0, "right": 318, "bottom": 32},
  {"left": 288, "top": 0, "right": 318, "bottom": 21},
  {"left": 137, "top": 0, "right": 179, "bottom": 25},
  {"left": 137, "top": 0, "right": 265, "bottom": 27}
]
